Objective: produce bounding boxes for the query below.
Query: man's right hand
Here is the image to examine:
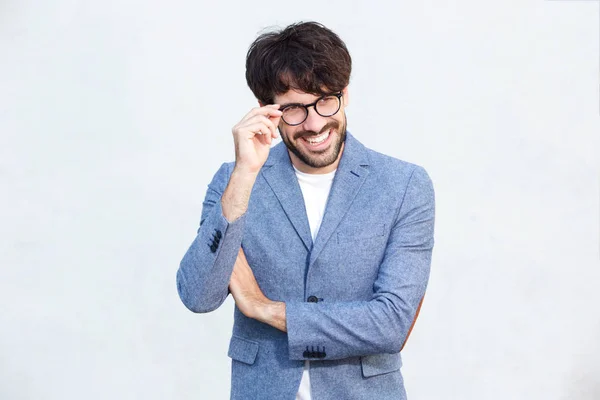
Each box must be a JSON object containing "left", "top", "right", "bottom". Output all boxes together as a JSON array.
[
  {"left": 221, "top": 104, "right": 282, "bottom": 222},
  {"left": 231, "top": 104, "right": 282, "bottom": 174}
]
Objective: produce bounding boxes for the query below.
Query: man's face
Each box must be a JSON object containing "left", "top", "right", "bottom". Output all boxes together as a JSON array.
[{"left": 272, "top": 87, "right": 349, "bottom": 173}]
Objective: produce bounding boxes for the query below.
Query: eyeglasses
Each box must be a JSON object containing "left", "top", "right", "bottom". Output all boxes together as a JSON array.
[{"left": 279, "top": 92, "right": 343, "bottom": 126}]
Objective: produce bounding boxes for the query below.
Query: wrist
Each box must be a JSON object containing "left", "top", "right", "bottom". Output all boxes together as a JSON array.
[
  {"left": 257, "top": 300, "right": 287, "bottom": 332},
  {"left": 232, "top": 164, "right": 261, "bottom": 178},
  {"left": 221, "top": 167, "right": 259, "bottom": 222}
]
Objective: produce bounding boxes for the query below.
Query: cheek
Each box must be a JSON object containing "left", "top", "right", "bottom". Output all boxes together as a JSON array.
[
  {"left": 331, "top": 115, "right": 345, "bottom": 129},
  {"left": 280, "top": 126, "right": 300, "bottom": 140}
]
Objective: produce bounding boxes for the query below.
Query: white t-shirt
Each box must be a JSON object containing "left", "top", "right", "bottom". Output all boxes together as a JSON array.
[{"left": 293, "top": 166, "right": 337, "bottom": 400}]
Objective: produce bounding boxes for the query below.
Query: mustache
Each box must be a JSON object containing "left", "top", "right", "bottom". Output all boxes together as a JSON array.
[{"left": 293, "top": 121, "right": 339, "bottom": 140}]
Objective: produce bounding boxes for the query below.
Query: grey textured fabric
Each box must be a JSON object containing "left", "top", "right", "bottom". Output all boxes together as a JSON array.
[{"left": 177, "top": 132, "right": 436, "bottom": 400}]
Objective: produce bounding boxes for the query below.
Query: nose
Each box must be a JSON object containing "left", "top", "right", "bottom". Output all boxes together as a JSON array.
[{"left": 301, "top": 106, "right": 327, "bottom": 133}]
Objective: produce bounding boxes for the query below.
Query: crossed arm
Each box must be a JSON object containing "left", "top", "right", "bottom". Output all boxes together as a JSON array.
[
  {"left": 228, "top": 247, "right": 425, "bottom": 351},
  {"left": 228, "top": 247, "right": 288, "bottom": 332},
  {"left": 227, "top": 167, "right": 434, "bottom": 359}
]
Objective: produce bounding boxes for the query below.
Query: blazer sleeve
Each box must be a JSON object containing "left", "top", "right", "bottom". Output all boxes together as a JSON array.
[
  {"left": 176, "top": 162, "right": 247, "bottom": 313},
  {"left": 285, "top": 165, "right": 435, "bottom": 360}
]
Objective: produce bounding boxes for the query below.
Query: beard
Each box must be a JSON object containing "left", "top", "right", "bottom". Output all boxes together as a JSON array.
[{"left": 280, "top": 115, "right": 347, "bottom": 169}]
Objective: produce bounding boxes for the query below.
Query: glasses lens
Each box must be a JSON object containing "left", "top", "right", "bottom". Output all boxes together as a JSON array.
[
  {"left": 282, "top": 106, "right": 307, "bottom": 125},
  {"left": 315, "top": 95, "right": 340, "bottom": 117}
]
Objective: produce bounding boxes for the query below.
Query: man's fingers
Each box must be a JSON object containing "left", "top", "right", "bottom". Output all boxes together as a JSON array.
[
  {"left": 241, "top": 105, "right": 282, "bottom": 123},
  {"left": 243, "top": 115, "right": 278, "bottom": 138},
  {"left": 243, "top": 122, "right": 272, "bottom": 138},
  {"left": 234, "top": 249, "right": 255, "bottom": 278},
  {"left": 242, "top": 123, "right": 274, "bottom": 147},
  {"left": 267, "top": 116, "right": 281, "bottom": 139}
]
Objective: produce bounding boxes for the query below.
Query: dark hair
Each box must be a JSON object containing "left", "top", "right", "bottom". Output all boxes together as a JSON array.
[{"left": 245, "top": 21, "right": 352, "bottom": 104}]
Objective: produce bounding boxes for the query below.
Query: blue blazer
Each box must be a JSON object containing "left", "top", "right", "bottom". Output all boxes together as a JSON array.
[{"left": 177, "top": 132, "right": 435, "bottom": 400}]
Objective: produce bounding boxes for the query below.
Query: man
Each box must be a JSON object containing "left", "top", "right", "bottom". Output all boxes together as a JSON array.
[{"left": 176, "top": 21, "right": 435, "bottom": 400}]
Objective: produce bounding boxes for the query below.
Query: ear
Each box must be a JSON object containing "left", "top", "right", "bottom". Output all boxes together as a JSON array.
[
  {"left": 258, "top": 100, "right": 265, "bottom": 107},
  {"left": 341, "top": 86, "right": 349, "bottom": 108}
]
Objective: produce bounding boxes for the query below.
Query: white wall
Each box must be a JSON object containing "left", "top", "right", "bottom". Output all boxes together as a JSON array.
[{"left": 1, "top": 1, "right": 598, "bottom": 399}]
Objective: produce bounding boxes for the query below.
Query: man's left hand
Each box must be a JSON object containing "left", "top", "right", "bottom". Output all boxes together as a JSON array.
[
  {"left": 229, "top": 248, "right": 269, "bottom": 319},
  {"left": 229, "top": 248, "right": 287, "bottom": 332}
]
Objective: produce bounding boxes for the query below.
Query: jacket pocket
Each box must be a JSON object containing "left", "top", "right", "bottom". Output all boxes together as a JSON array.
[
  {"left": 360, "top": 352, "right": 402, "bottom": 378},
  {"left": 227, "top": 335, "right": 259, "bottom": 365}
]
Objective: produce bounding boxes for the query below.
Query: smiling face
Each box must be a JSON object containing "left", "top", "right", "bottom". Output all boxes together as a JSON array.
[{"left": 273, "top": 87, "right": 349, "bottom": 174}]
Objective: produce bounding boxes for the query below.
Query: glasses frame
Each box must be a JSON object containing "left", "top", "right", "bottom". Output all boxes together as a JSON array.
[{"left": 279, "top": 92, "right": 343, "bottom": 126}]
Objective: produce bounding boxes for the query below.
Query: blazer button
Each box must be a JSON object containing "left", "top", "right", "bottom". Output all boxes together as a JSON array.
[
  {"left": 307, "top": 296, "right": 319, "bottom": 303},
  {"left": 210, "top": 243, "right": 217, "bottom": 253}
]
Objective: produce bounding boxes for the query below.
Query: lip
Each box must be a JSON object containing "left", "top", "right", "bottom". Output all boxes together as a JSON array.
[{"left": 300, "top": 129, "right": 333, "bottom": 151}]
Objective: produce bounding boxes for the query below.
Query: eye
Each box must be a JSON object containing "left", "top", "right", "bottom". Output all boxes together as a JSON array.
[
  {"left": 282, "top": 105, "right": 303, "bottom": 114},
  {"left": 318, "top": 96, "right": 337, "bottom": 105}
]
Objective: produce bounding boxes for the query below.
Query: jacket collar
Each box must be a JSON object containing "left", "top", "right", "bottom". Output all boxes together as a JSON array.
[{"left": 261, "top": 132, "right": 370, "bottom": 259}]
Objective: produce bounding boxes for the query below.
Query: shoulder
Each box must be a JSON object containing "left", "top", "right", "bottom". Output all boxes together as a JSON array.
[
  {"left": 366, "top": 147, "right": 419, "bottom": 173},
  {"left": 349, "top": 135, "right": 433, "bottom": 188},
  {"left": 355, "top": 138, "right": 435, "bottom": 213}
]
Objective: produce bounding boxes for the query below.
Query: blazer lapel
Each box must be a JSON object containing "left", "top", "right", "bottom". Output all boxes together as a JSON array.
[
  {"left": 309, "top": 133, "right": 370, "bottom": 267},
  {"left": 261, "top": 143, "right": 313, "bottom": 251}
]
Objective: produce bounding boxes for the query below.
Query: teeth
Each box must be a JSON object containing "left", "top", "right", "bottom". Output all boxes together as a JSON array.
[{"left": 306, "top": 130, "right": 330, "bottom": 144}]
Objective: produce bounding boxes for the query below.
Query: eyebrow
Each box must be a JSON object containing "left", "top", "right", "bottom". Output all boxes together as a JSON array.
[
  {"left": 278, "top": 101, "right": 304, "bottom": 108},
  {"left": 279, "top": 92, "right": 340, "bottom": 108}
]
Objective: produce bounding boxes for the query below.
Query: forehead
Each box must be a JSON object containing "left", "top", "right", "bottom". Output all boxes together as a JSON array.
[{"left": 273, "top": 89, "right": 322, "bottom": 106}]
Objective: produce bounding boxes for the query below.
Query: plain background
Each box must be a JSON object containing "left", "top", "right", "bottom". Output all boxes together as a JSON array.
[{"left": 1, "top": 1, "right": 599, "bottom": 399}]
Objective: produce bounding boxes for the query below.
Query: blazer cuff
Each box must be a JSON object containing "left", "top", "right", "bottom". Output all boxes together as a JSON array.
[
  {"left": 286, "top": 301, "right": 327, "bottom": 360},
  {"left": 212, "top": 198, "right": 247, "bottom": 250}
]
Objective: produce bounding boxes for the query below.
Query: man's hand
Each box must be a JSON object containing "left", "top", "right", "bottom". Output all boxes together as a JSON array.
[
  {"left": 229, "top": 248, "right": 268, "bottom": 318},
  {"left": 232, "top": 104, "right": 282, "bottom": 175},
  {"left": 221, "top": 105, "right": 282, "bottom": 223},
  {"left": 229, "top": 248, "right": 287, "bottom": 332}
]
